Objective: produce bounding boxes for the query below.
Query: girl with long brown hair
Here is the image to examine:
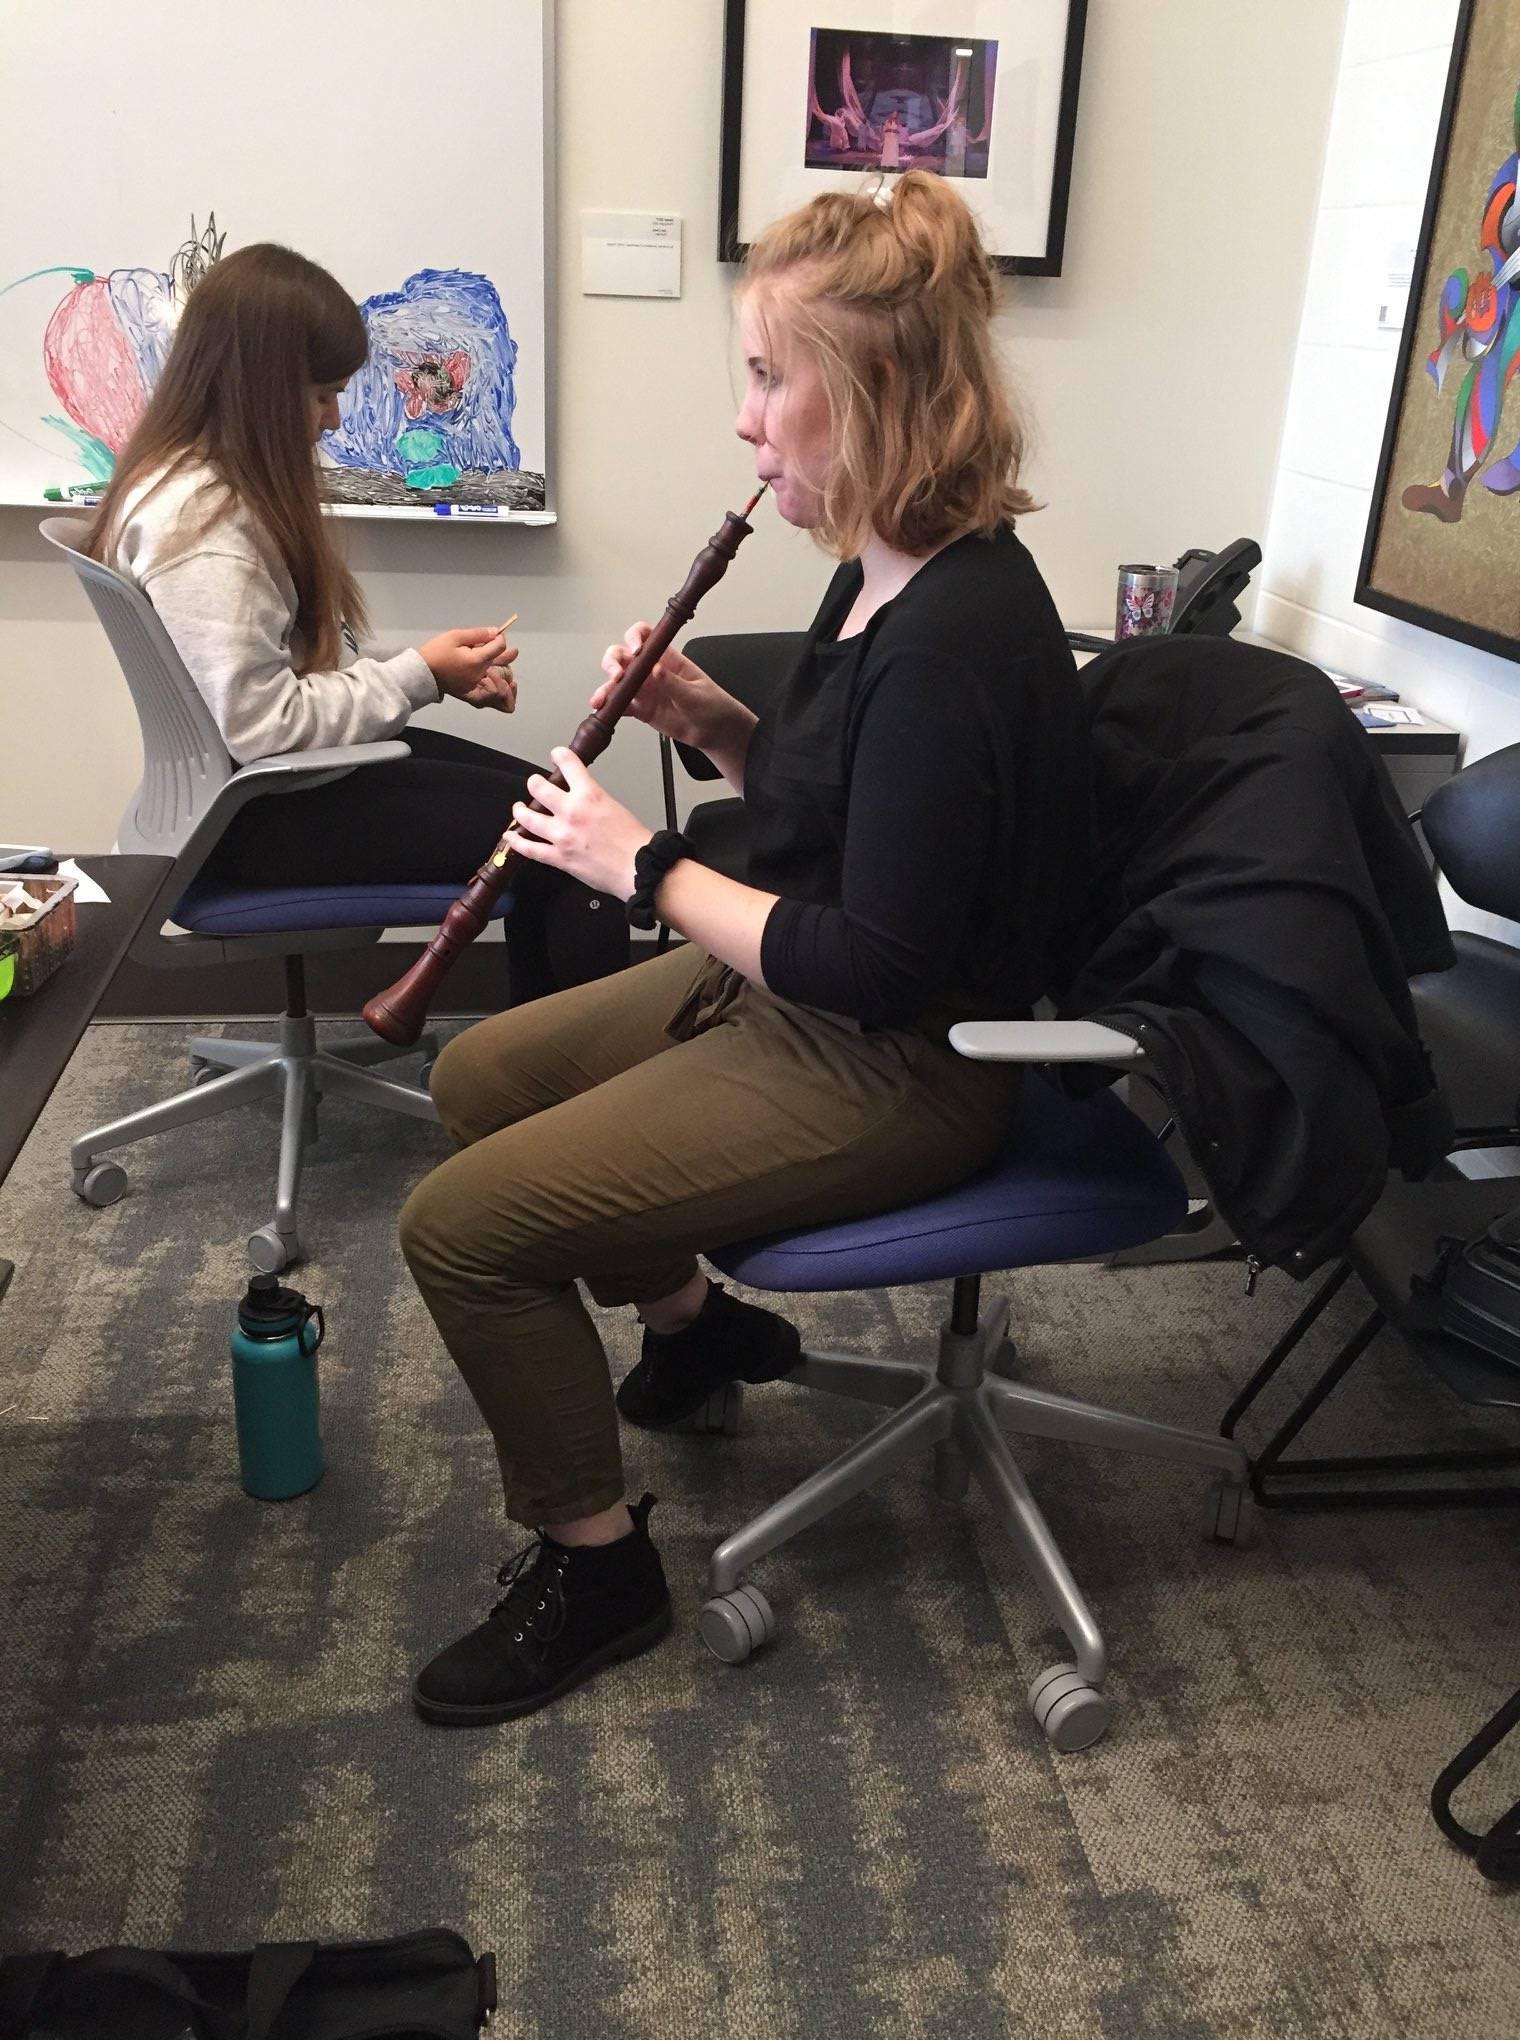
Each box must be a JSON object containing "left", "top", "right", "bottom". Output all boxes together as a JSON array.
[
  {"left": 89, "top": 242, "right": 624, "bottom": 997},
  {"left": 396, "top": 171, "right": 1090, "bottom": 1725}
]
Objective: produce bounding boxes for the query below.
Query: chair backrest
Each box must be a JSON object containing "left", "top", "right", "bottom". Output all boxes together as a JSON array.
[
  {"left": 676, "top": 631, "right": 806, "bottom": 781},
  {"left": 1422, "top": 742, "right": 1520, "bottom": 925},
  {"left": 40, "top": 515, "right": 233, "bottom": 856},
  {"left": 1169, "top": 538, "right": 1262, "bottom": 638}
]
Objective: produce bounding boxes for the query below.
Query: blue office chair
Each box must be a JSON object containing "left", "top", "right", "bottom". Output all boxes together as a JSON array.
[
  {"left": 42, "top": 516, "right": 510, "bottom": 1274},
  {"left": 693, "top": 1024, "right": 1252, "bottom": 1753},
  {"left": 677, "top": 619, "right": 1431, "bottom": 1753}
]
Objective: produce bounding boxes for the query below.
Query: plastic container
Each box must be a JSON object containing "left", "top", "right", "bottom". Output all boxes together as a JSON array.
[
  {"left": 230, "top": 1274, "right": 326, "bottom": 1500},
  {"left": 0, "top": 874, "right": 78, "bottom": 996}
]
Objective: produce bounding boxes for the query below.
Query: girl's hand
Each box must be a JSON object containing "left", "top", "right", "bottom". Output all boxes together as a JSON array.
[
  {"left": 508, "top": 748, "right": 652, "bottom": 899},
  {"left": 421, "top": 627, "right": 519, "bottom": 711},
  {"left": 592, "top": 624, "right": 720, "bottom": 746},
  {"left": 461, "top": 660, "right": 518, "bottom": 712}
]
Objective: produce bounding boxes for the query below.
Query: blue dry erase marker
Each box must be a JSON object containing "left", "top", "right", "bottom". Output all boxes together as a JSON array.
[{"left": 433, "top": 502, "right": 500, "bottom": 517}]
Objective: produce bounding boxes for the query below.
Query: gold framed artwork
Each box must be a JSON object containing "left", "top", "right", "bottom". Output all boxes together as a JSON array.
[{"left": 1359, "top": 0, "right": 1520, "bottom": 661}]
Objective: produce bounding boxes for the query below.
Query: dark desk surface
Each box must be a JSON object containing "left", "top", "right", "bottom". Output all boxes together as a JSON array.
[{"left": 0, "top": 855, "right": 170, "bottom": 1187}]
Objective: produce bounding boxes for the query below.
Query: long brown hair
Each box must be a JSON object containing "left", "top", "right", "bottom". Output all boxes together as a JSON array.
[
  {"left": 87, "top": 243, "right": 369, "bottom": 667},
  {"left": 743, "top": 171, "right": 1037, "bottom": 557}
]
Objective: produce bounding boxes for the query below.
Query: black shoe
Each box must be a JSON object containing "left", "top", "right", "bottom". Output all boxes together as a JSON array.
[
  {"left": 616, "top": 1281, "right": 802, "bottom": 1431},
  {"left": 413, "top": 1493, "right": 672, "bottom": 1725}
]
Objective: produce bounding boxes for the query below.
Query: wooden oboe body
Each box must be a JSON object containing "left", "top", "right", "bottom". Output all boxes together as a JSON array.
[{"left": 362, "top": 486, "right": 767, "bottom": 1046}]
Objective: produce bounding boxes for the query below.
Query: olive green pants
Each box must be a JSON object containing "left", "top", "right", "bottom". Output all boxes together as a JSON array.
[{"left": 399, "top": 944, "right": 1019, "bottom": 1525}]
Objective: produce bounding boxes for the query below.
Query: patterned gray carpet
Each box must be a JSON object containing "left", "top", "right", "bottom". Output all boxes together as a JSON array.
[{"left": 0, "top": 1020, "right": 1516, "bottom": 2037}]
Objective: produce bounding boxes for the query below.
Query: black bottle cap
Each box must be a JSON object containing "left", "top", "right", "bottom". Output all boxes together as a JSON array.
[{"left": 238, "top": 1272, "right": 307, "bottom": 1333}]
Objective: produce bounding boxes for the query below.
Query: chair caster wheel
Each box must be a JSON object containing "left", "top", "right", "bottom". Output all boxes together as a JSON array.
[
  {"left": 699, "top": 1583, "right": 776, "bottom": 1664},
  {"left": 685, "top": 1381, "right": 744, "bottom": 1436},
  {"left": 190, "top": 1057, "right": 222, "bottom": 1087},
  {"left": 1206, "top": 1477, "right": 1255, "bottom": 1546},
  {"left": 991, "top": 1340, "right": 1020, "bottom": 1380},
  {"left": 1029, "top": 1662, "right": 1112, "bottom": 1751},
  {"left": 418, "top": 1058, "right": 436, "bottom": 1093},
  {"left": 72, "top": 1161, "right": 128, "bottom": 1208},
  {"left": 247, "top": 1225, "right": 297, "bottom": 1275}
]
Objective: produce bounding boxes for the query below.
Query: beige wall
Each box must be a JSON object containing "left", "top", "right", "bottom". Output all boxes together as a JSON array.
[{"left": 0, "top": 1, "right": 1346, "bottom": 854}]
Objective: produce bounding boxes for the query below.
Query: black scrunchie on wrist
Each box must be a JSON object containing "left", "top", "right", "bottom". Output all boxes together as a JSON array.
[{"left": 626, "top": 829, "right": 694, "bottom": 929}]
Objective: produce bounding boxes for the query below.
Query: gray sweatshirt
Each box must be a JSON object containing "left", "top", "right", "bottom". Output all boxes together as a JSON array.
[{"left": 110, "top": 464, "right": 438, "bottom": 764}]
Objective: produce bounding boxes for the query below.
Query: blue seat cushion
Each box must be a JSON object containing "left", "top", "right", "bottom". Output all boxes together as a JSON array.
[
  {"left": 710, "top": 1073, "right": 1187, "bottom": 1293},
  {"left": 172, "top": 880, "right": 514, "bottom": 937}
]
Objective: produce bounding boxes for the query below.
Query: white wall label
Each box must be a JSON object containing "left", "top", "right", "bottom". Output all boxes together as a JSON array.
[
  {"left": 1378, "top": 241, "right": 1417, "bottom": 331},
  {"left": 581, "top": 212, "right": 682, "bottom": 299}
]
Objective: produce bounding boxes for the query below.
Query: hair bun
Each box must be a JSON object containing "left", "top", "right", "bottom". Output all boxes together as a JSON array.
[{"left": 886, "top": 171, "right": 994, "bottom": 307}]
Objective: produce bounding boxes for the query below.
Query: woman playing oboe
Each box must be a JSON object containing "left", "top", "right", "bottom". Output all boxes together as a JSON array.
[{"left": 402, "top": 171, "right": 1089, "bottom": 1723}]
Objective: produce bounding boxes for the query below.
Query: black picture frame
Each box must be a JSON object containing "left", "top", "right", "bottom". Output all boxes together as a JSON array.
[
  {"left": 1355, "top": 0, "right": 1520, "bottom": 667},
  {"left": 718, "top": 0, "right": 1088, "bottom": 276}
]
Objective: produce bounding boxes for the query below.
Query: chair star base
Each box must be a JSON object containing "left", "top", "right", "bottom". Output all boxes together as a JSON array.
[
  {"left": 699, "top": 1278, "right": 1252, "bottom": 1750},
  {"left": 69, "top": 999, "right": 438, "bottom": 1274}
]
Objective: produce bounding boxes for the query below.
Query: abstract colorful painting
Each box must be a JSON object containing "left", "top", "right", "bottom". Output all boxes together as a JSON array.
[
  {"left": 321, "top": 268, "right": 538, "bottom": 509},
  {"left": 1, "top": 222, "right": 543, "bottom": 514},
  {"left": 1359, "top": 0, "right": 1520, "bottom": 662}
]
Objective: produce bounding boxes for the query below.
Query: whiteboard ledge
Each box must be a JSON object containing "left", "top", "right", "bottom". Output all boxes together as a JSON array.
[
  {"left": 3, "top": 499, "right": 557, "bottom": 527},
  {"left": 330, "top": 505, "right": 558, "bottom": 526}
]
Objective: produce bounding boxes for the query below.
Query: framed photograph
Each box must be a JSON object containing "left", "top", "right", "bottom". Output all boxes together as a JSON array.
[
  {"left": 719, "top": 0, "right": 1087, "bottom": 276},
  {"left": 1357, "top": 0, "right": 1520, "bottom": 662}
]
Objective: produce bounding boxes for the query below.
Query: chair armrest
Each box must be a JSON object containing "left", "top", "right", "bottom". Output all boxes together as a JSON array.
[
  {"left": 160, "top": 740, "right": 413, "bottom": 906},
  {"left": 949, "top": 1019, "right": 1145, "bottom": 1065},
  {"left": 230, "top": 739, "right": 413, "bottom": 783}
]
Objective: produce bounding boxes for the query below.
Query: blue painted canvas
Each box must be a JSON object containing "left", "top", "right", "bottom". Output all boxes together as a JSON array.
[{"left": 321, "top": 267, "right": 538, "bottom": 509}]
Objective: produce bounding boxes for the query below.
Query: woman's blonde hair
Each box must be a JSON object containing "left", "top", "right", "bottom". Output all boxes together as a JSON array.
[
  {"left": 742, "top": 170, "right": 1037, "bottom": 557},
  {"left": 87, "top": 243, "right": 369, "bottom": 669}
]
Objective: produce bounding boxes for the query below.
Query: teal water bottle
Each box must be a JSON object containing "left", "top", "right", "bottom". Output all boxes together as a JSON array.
[{"left": 231, "top": 1274, "right": 325, "bottom": 1500}]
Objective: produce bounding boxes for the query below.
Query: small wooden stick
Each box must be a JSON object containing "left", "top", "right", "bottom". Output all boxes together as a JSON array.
[{"left": 489, "top": 615, "right": 519, "bottom": 682}]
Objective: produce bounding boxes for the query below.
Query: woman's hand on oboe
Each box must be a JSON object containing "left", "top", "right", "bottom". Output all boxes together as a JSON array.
[
  {"left": 508, "top": 748, "right": 652, "bottom": 901},
  {"left": 594, "top": 624, "right": 719, "bottom": 747}
]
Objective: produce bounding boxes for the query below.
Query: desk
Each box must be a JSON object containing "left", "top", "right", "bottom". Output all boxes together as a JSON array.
[
  {"left": 0, "top": 855, "right": 171, "bottom": 1299},
  {"left": 1361, "top": 719, "right": 1461, "bottom": 835}
]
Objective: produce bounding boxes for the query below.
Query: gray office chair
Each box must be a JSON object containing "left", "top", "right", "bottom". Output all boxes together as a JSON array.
[
  {"left": 42, "top": 517, "right": 445, "bottom": 1272},
  {"left": 1222, "top": 740, "right": 1520, "bottom": 1508}
]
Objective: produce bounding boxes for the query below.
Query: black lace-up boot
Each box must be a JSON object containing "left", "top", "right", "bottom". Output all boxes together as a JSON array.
[
  {"left": 616, "top": 1281, "right": 802, "bottom": 1430},
  {"left": 413, "top": 1493, "right": 671, "bottom": 1724}
]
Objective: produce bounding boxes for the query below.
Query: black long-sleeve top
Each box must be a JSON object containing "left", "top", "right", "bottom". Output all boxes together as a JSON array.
[{"left": 744, "top": 523, "right": 1089, "bottom": 1031}]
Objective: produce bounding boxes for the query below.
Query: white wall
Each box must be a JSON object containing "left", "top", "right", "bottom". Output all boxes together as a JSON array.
[
  {"left": 0, "top": 0, "right": 1345, "bottom": 854},
  {"left": 1257, "top": 0, "right": 1520, "bottom": 941}
]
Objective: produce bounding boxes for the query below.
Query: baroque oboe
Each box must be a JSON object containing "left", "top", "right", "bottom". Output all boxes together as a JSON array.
[{"left": 362, "top": 484, "right": 769, "bottom": 1046}]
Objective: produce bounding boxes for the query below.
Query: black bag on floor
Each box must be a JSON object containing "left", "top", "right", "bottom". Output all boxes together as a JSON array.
[
  {"left": 1418, "top": 1205, "right": 1520, "bottom": 1371},
  {"left": 0, "top": 1929, "right": 496, "bottom": 2039}
]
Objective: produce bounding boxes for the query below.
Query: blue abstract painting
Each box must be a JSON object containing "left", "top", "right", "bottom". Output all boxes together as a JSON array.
[{"left": 319, "top": 267, "right": 542, "bottom": 510}]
